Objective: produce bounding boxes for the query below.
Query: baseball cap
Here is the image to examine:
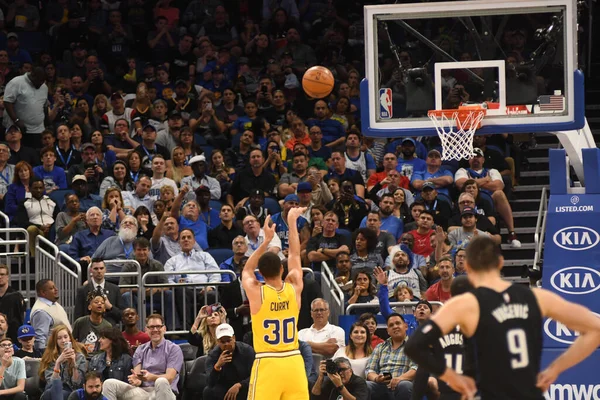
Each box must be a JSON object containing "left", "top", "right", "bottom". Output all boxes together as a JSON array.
[
  {"left": 297, "top": 182, "right": 312, "bottom": 192},
  {"left": 284, "top": 194, "right": 299, "bottom": 203},
  {"left": 461, "top": 206, "right": 476, "bottom": 217},
  {"left": 110, "top": 92, "right": 122, "bottom": 101},
  {"left": 188, "top": 154, "right": 206, "bottom": 165},
  {"left": 6, "top": 125, "right": 21, "bottom": 133},
  {"left": 196, "top": 185, "right": 210, "bottom": 193},
  {"left": 142, "top": 124, "right": 157, "bottom": 132},
  {"left": 427, "top": 149, "right": 442, "bottom": 158},
  {"left": 422, "top": 182, "right": 436, "bottom": 191},
  {"left": 169, "top": 111, "right": 183, "bottom": 119},
  {"left": 7, "top": 32, "right": 18, "bottom": 40},
  {"left": 401, "top": 138, "right": 416, "bottom": 146},
  {"left": 175, "top": 79, "right": 188, "bottom": 87},
  {"left": 81, "top": 143, "right": 95, "bottom": 151},
  {"left": 72, "top": 175, "right": 87, "bottom": 184},
  {"left": 473, "top": 147, "right": 484, "bottom": 158},
  {"left": 156, "top": 64, "right": 168, "bottom": 72},
  {"left": 215, "top": 323, "right": 235, "bottom": 339},
  {"left": 415, "top": 299, "right": 433, "bottom": 312},
  {"left": 17, "top": 324, "right": 35, "bottom": 339},
  {"left": 250, "top": 189, "right": 264, "bottom": 198}
]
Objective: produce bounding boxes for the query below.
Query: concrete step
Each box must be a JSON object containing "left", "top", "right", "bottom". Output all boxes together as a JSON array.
[
  {"left": 513, "top": 184, "right": 549, "bottom": 192},
  {"left": 501, "top": 243, "right": 536, "bottom": 251},
  {"left": 520, "top": 171, "right": 549, "bottom": 178},
  {"left": 503, "top": 259, "right": 534, "bottom": 267},
  {"left": 501, "top": 227, "right": 537, "bottom": 234},
  {"left": 510, "top": 198, "right": 543, "bottom": 212},
  {"left": 526, "top": 157, "right": 549, "bottom": 164}
]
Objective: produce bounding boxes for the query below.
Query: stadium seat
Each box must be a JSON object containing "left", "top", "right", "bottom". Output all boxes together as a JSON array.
[
  {"left": 336, "top": 228, "right": 353, "bottom": 242},
  {"left": 200, "top": 145, "right": 215, "bottom": 158},
  {"left": 263, "top": 197, "right": 282, "bottom": 214},
  {"left": 49, "top": 189, "right": 74, "bottom": 210},
  {"left": 177, "top": 359, "right": 187, "bottom": 399},
  {"left": 207, "top": 248, "right": 234, "bottom": 264},
  {"left": 209, "top": 200, "right": 223, "bottom": 211},
  {"left": 479, "top": 191, "right": 496, "bottom": 214},
  {"left": 24, "top": 359, "right": 41, "bottom": 398},
  {"left": 179, "top": 342, "right": 199, "bottom": 361},
  {"left": 194, "top": 134, "right": 208, "bottom": 146},
  {"left": 184, "top": 355, "right": 208, "bottom": 400},
  {"left": 312, "top": 353, "right": 324, "bottom": 367}
]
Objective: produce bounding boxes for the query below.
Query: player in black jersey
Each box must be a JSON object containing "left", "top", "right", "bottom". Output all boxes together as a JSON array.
[
  {"left": 406, "top": 236, "right": 600, "bottom": 400},
  {"left": 411, "top": 275, "right": 474, "bottom": 400}
]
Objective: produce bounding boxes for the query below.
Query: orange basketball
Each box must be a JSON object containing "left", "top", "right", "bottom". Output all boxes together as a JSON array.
[{"left": 302, "top": 66, "right": 335, "bottom": 98}]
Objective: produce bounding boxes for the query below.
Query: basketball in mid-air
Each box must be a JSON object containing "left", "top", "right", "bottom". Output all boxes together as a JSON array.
[{"left": 302, "top": 66, "right": 335, "bottom": 98}]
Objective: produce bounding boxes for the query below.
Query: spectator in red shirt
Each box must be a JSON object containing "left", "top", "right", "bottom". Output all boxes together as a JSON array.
[
  {"left": 120, "top": 307, "right": 150, "bottom": 354},
  {"left": 408, "top": 209, "right": 435, "bottom": 257},
  {"left": 424, "top": 256, "right": 454, "bottom": 303},
  {"left": 366, "top": 153, "right": 410, "bottom": 193}
]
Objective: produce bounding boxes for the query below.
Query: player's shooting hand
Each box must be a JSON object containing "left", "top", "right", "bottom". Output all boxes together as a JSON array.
[
  {"left": 373, "top": 266, "right": 388, "bottom": 286},
  {"left": 536, "top": 366, "right": 559, "bottom": 392},
  {"left": 287, "top": 207, "right": 307, "bottom": 224},
  {"left": 262, "top": 215, "right": 276, "bottom": 242}
]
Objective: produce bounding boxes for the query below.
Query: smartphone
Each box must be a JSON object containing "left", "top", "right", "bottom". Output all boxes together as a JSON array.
[
  {"left": 64, "top": 342, "right": 72, "bottom": 349},
  {"left": 205, "top": 103, "right": 212, "bottom": 110},
  {"left": 383, "top": 372, "right": 392, "bottom": 380}
]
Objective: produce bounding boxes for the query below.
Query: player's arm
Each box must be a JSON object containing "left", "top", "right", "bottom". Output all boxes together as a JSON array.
[
  {"left": 534, "top": 288, "right": 600, "bottom": 391},
  {"left": 242, "top": 216, "right": 275, "bottom": 310},
  {"left": 285, "top": 207, "right": 305, "bottom": 299}
]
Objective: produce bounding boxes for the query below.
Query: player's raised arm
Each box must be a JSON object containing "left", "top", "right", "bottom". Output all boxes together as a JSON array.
[
  {"left": 242, "top": 216, "right": 276, "bottom": 294},
  {"left": 285, "top": 207, "right": 306, "bottom": 292},
  {"left": 534, "top": 288, "right": 600, "bottom": 391}
]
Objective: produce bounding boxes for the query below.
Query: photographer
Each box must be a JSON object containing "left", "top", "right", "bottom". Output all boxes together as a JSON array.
[
  {"left": 68, "top": 143, "right": 105, "bottom": 195},
  {"left": 312, "top": 357, "right": 369, "bottom": 400}
]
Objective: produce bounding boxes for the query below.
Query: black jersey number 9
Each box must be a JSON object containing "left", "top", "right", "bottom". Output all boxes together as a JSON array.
[{"left": 507, "top": 328, "right": 530, "bottom": 369}]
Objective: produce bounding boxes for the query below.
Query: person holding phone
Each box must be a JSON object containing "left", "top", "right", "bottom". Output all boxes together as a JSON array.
[{"left": 364, "top": 313, "right": 417, "bottom": 400}]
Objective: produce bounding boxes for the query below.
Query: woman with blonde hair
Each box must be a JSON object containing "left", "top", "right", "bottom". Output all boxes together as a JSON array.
[
  {"left": 92, "top": 94, "right": 112, "bottom": 130},
  {"left": 188, "top": 303, "right": 227, "bottom": 358},
  {"left": 167, "top": 146, "right": 192, "bottom": 185},
  {"left": 40, "top": 325, "right": 87, "bottom": 400}
]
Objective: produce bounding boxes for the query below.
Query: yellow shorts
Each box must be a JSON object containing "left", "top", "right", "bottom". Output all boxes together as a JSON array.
[{"left": 247, "top": 351, "right": 309, "bottom": 400}]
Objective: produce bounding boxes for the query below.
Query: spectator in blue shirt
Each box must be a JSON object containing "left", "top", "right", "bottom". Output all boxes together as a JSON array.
[
  {"left": 360, "top": 193, "right": 404, "bottom": 241},
  {"left": 171, "top": 185, "right": 210, "bottom": 249},
  {"left": 33, "top": 146, "right": 68, "bottom": 193},
  {"left": 306, "top": 100, "right": 345, "bottom": 148},
  {"left": 68, "top": 207, "right": 115, "bottom": 267},
  {"left": 71, "top": 175, "right": 102, "bottom": 212},
  {"left": 411, "top": 149, "right": 454, "bottom": 197},
  {"left": 270, "top": 194, "right": 307, "bottom": 255},
  {"left": 396, "top": 138, "right": 427, "bottom": 181}
]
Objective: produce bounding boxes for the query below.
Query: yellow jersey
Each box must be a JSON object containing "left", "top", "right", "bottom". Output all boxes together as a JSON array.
[{"left": 252, "top": 282, "right": 299, "bottom": 354}]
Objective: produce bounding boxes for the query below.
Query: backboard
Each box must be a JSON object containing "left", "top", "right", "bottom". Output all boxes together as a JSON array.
[{"left": 361, "top": 0, "right": 584, "bottom": 137}]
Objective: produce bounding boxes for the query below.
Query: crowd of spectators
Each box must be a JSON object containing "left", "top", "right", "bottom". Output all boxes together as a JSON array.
[{"left": 0, "top": 0, "right": 526, "bottom": 399}]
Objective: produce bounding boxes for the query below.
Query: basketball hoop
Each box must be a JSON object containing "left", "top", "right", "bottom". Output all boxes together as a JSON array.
[{"left": 428, "top": 106, "right": 486, "bottom": 161}]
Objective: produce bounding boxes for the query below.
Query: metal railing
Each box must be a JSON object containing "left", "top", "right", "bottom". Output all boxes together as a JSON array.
[
  {"left": 533, "top": 187, "right": 548, "bottom": 272},
  {"left": 56, "top": 252, "right": 82, "bottom": 322},
  {"left": 1, "top": 227, "right": 32, "bottom": 298},
  {"left": 320, "top": 262, "right": 345, "bottom": 324},
  {"left": 142, "top": 270, "right": 236, "bottom": 335},
  {"left": 35, "top": 236, "right": 59, "bottom": 283}
]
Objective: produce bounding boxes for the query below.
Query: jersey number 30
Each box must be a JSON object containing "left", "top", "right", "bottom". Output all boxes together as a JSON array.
[
  {"left": 507, "top": 328, "right": 529, "bottom": 369},
  {"left": 263, "top": 318, "right": 296, "bottom": 345}
]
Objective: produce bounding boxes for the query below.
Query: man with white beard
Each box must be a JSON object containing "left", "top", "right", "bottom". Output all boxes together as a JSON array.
[{"left": 92, "top": 216, "right": 139, "bottom": 281}]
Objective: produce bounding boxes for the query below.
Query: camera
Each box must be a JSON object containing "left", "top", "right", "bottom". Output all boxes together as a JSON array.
[
  {"left": 84, "top": 163, "right": 96, "bottom": 170},
  {"left": 325, "top": 359, "right": 338, "bottom": 374},
  {"left": 261, "top": 84, "right": 268, "bottom": 94}
]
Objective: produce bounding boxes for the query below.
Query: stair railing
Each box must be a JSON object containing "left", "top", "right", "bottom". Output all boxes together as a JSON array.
[{"left": 533, "top": 186, "right": 548, "bottom": 272}]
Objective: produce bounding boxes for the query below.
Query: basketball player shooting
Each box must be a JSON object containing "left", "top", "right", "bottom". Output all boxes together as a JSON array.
[
  {"left": 242, "top": 208, "right": 309, "bottom": 399},
  {"left": 405, "top": 236, "right": 600, "bottom": 400}
]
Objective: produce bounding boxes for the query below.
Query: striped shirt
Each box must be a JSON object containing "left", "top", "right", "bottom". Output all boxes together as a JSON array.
[{"left": 365, "top": 337, "right": 417, "bottom": 376}]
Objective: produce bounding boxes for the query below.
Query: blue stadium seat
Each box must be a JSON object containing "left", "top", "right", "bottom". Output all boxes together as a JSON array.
[
  {"left": 263, "top": 197, "right": 281, "bottom": 214},
  {"left": 194, "top": 134, "right": 207, "bottom": 145},
  {"left": 207, "top": 248, "right": 234, "bottom": 264},
  {"left": 200, "top": 145, "right": 215, "bottom": 158},
  {"left": 336, "top": 228, "right": 353, "bottom": 242},
  {"left": 49, "top": 189, "right": 74, "bottom": 210},
  {"left": 479, "top": 191, "right": 496, "bottom": 214},
  {"left": 209, "top": 199, "right": 223, "bottom": 211}
]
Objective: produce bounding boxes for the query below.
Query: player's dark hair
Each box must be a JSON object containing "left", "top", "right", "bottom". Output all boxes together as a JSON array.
[
  {"left": 257, "top": 252, "right": 282, "bottom": 278},
  {"left": 450, "top": 275, "right": 474, "bottom": 296},
  {"left": 386, "top": 312, "right": 405, "bottom": 324},
  {"left": 465, "top": 236, "right": 502, "bottom": 272}
]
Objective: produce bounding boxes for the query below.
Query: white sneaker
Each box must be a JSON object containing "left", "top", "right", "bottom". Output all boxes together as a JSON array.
[{"left": 508, "top": 232, "right": 522, "bottom": 248}]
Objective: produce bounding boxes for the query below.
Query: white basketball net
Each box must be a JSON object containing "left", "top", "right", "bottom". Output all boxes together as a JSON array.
[{"left": 429, "top": 110, "right": 486, "bottom": 161}]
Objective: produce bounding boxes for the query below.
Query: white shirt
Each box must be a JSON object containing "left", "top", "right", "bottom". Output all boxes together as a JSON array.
[
  {"left": 298, "top": 322, "right": 346, "bottom": 348},
  {"left": 163, "top": 249, "right": 221, "bottom": 286},
  {"left": 122, "top": 190, "right": 157, "bottom": 212},
  {"left": 3, "top": 73, "right": 48, "bottom": 133},
  {"left": 333, "top": 347, "right": 369, "bottom": 378},
  {"left": 455, "top": 167, "right": 502, "bottom": 183},
  {"left": 180, "top": 175, "right": 221, "bottom": 201},
  {"left": 245, "top": 229, "right": 283, "bottom": 260},
  {"left": 151, "top": 176, "right": 179, "bottom": 198}
]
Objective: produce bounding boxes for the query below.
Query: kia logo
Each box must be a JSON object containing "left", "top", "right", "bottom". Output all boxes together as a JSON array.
[
  {"left": 550, "top": 266, "right": 600, "bottom": 295},
  {"left": 552, "top": 227, "right": 600, "bottom": 251},
  {"left": 544, "top": 313, "right": 600, "bottom": 344}
]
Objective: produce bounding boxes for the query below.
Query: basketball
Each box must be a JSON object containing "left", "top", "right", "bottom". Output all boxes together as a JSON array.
[{"left": 302, "top": 66, "right": 335, "bottom": 99}]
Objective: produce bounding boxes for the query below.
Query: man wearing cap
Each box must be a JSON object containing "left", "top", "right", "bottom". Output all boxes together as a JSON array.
[
  {"left": 3, "top": 67, "right": 47, "bottom": 148},
  {"left": 180, "top": 155, "right": 220, "bottom": 200},
  {"left": 4, "top": 125, "right": 38, "bottom": 168},
  {"left": 0, "top": 336, "right": 26, "bottom": 400},
  {"left": 380, "top": 244, "right": 423, "bottom": 298},
  {"left": 14, "top": 324, "right": 42, "bottom": 359},
  {"left": 447, "top": 192, "right": 501, "bottom": 244},
  {"left": 419, "top": 181, "right": 453, "bottom": 230},
  {"left": 411, "top": 149, "right": 454, "bottom": 196},
  {"left": 6, "top": 32, "right": 32, "bottom": 66},
  {"left": 134, "top": 124, "right": 172, "bottom": 171},
  {"left": 192, "top": 185, "right": 221, "bottom": 230},
  {"left": 278, "top": 151, "right": 309, "bottom": 197},
  {"left": 296, "top": 181, "right": 315, "bottom": 221},
  {"left": 101, "top": 92, "right": 138, "bottom": 136},
  {"left": 448, "top": 206, "right": 486, "bottom": 249},
  {"left": 204, "top": 323, "right": 255, "bottom": 400},
  {"left": 396, "top": 138, "right": 427, "bottom": 181},
  {"left": 68, "top": 143, "right": 106, "bottom": 194},
  {"left": 156, "top": 112, "right": 185, "bottom": 152},
  {"left": 455, "top": 147, "right": 521, "bottom": 248},
  {"left": 270, "top": 194, "right": 308, "bottom": 255},
  {"left": 203, "top": 66, "right": 229, "bottom": 105},
  {"left": 234, "top": 189, "right": 269, "bottom": 227},
  {"left": 71, "top": 175, "right": 102, "bottom": 212},
  {"left": 169, "top": 81, "right": 196, "bottom": 121},
  {"left": 149, "top": 154, "right": 178, "bottom": 198}
]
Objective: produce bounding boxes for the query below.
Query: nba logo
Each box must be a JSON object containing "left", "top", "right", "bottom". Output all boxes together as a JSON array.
[{"left": 379, "top": 88, "right": 393, "bottom": 119}]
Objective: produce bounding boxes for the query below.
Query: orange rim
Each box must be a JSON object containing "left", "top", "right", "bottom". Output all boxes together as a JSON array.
[{"left": 428, "top": 107, "right": 486, "bottom": 129}]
